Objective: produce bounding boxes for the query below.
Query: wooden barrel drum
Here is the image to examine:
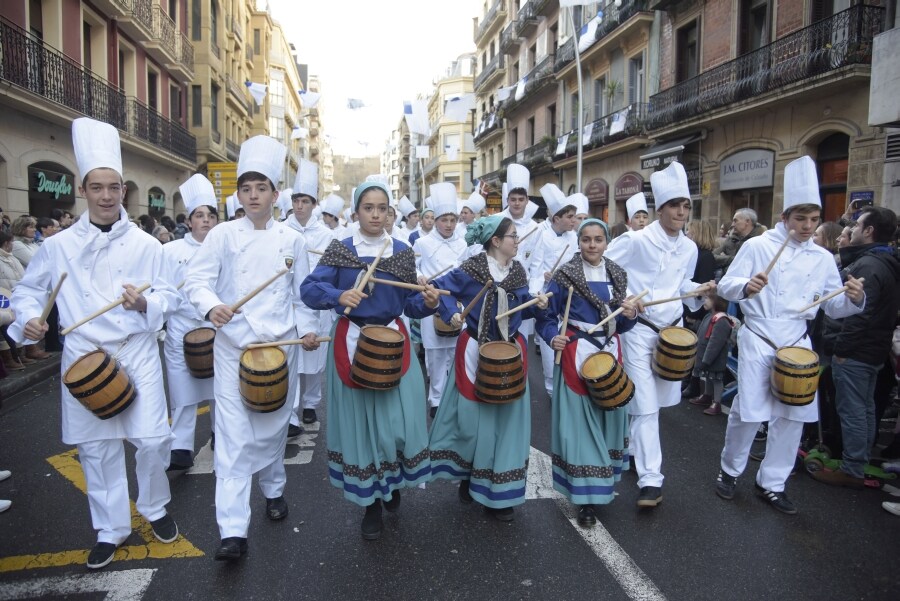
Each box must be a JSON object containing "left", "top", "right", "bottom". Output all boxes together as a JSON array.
[
  {"left": 63, "top": 350, "right": 137, "bottom": 419},
  {"left": 433, "top": 315, "right": 461, "bottom": 337},
  {"left": 350, "top": 325, "right": 405, "bottom": 390},
  {"left": 652, "top": 326, "right": 698, "bottom": 381},
  {"left": 239, "top": 347, "right": 288, "bottom": 412},
  {"left": 183, "top": 327, "right": 216, "bottom": 379},
  {"left": 580, "top": 351, "right": 634, "bottom": 411},
  {"left": 475, "top": 341, "right": 526, "bottom": 404},
  {"left": 770, "top": 346, "right": 819, "bottom": 406}
]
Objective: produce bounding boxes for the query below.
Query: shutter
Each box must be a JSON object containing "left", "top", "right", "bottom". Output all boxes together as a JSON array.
[{"left": 886, "top": 133, "right": 900, "bottom": 162}]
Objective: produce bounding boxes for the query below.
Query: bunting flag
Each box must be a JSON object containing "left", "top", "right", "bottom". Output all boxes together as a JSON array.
[
  {"left": 609, "top": 107, "right": 629, "bottom": 136},
  {"left": 582, "top": 122, "right": 594, "bottom": 146},
  {"left": 497, "top": 85, "right": 515, "bottom": 102},
  {"left": 403, "top": 99, "right": 431, "bottom": 136},
  {"left": 514, "top": 77, "right": 528, "bottom": 101},
  {"left": 245, "top": 81, "right": 268, "bottom": 106},
  {"left": 444, "top": 93, "right": 475, "bottom": 123},
  {"left": 347, "top": 98, "right": 366, "bottom": 109},
  {"left": 445, "top": 144, "right": 459, "bottom": 161},
  {"left": 555, "top": 133, "right": 570, "bottom": 156},
  {"left": 415, "top": 145, "right": 430, "bottom": 160},
  {"left": 578, "top": 13, "right": 603, "bottom": 53},
  {"left": 299, "top": 90, "right": 321, "bottom": 108},
  {"left": 291, "top": 126, "right": 309, "bottom": 140},
  {"left": 560, "top": 0, "right": 596, "bottom": 6}
]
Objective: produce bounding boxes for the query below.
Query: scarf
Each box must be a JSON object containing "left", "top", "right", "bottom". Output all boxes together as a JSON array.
[
  {"left": 553, "top": 253, "right": 627, "bottom": 336},
  {"left": 460, "top": 252, "right": 528, "bottom": 344},
  {"left": 319, "top": 238, "right": 417, "bottom": 285}
]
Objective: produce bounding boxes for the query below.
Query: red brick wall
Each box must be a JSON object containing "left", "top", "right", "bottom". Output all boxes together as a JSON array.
[
  {"left": 702, "top": 0, "right": 734, "bottom": 71},
  {"left": 775, "top": 0, "right": 805, "bottom": 38},
  {"left": 659, "top": 14, "right": 674, "bottom": 91}
]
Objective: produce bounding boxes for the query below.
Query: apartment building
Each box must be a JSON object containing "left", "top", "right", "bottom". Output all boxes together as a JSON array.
[{"left": 0, "top": 0, "right": 197, "bottom": 219}]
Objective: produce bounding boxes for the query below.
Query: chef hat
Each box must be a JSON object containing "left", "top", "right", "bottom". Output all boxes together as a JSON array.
[
  {"left": 501, "top": 182, "right": 509, "bottom": 209},
  {"left": 506, "top": 163, "right": 530, "bottom": 195},
  {"left": 626, "top": 192, "right": 649, "bottom": 220},
  {"left": 238, "top": 135, "right": 286, "bottom": 188},
  {"left": 342, "top": 207, "right": 352, "bottom": 222},
  {"left": 226, "top": 193, "right": 244, "bottom": 219},
  {"left": 277, "top": 187, "right": 293, "bottom": 218},
  {"left": 424, "top": 196, "right": 434, "bottom": 211},
  {"left": 525, "top": 200, "right": 539, "bottom": 221},
  {"left": 398, "top": 195, "right": 417, "bottom": 217},
  {"left": 430, "top": 182, "right": 458, "bottom": 218},
  {"left": 313, "top": 205, "right": 323, "bottom": 220},
  {"left": 292, "top": 159, "right": 318, "bottom": 201},
  {"left": 650, "top": 161, "right": 690, "bottom": 207},
  {"left": 568, "top": 193, "right": 590, "bottom": 217},
  {"left": 179, "top": 174, "right": 217, "bottom": 216},
  {"left": 540, "top": 183, "right": 569, "bottom": 217},
  {"left": 783, "top": 156, "right": 821, "bottom": 212},
  {"left": 73, "top": 117, "right": 123, "bottom": 181},
  {"left": 462, "top": 191, "right": 486, "bottom": 214},
  {"left": 321, "top": 194, "right": 345, "bottom": 218}
]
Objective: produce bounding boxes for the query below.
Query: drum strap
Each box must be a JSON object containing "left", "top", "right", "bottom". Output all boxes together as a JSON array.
[
  {"left": 637, "top": 315, "right": 682, "bottom": 334},
  {"left": 743, "top": 322, "right": 807, "bottom": 350},
  {"left": 568, "top": 327, "right": 614, "bottom": 352}
]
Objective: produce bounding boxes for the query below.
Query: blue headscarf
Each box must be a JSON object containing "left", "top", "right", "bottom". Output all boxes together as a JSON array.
[
  {"left": 578, "top": 217, "right": 610, "bottom": 240},
  {"left": 353, "top": 181, "right": 391, "bottom": 211},
  {"left": 465, "top": 215, "right": 506, "bottom": 246}
]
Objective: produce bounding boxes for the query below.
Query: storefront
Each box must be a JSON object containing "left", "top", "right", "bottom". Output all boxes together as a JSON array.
[
  {"left": 27, "top": 162, "right": 76, "bottom": 218},
  {"left": 584, "top": 178, "right": 609, "bottom": 221},
  {"left": 718, "top": 149, "right": 775, "bottom": 228},
  {"left": 613, "top": 172, "right": 643, "bottom": 223}
]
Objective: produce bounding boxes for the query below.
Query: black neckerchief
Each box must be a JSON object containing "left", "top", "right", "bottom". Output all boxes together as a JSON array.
[
  {"left": 319, "top": 238, "right": 417, "bottom": 284},
  {"left": 553, "top": 253, "right": 627, "bottom": 336},
  {"left": 459, "top": 252, "right": 528, "bottom": 344},
  {"left": 90, "top": 221, "right": 115, "bottom": 233}
]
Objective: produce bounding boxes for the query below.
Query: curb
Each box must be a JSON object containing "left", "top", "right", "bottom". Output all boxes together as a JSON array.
[{"left": 0, "top": 356, "right": 61, "bottom": 407}]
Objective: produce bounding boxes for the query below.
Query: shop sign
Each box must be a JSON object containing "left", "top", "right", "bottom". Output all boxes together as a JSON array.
[
  {"left": 614, "top": 173, "right": 643, "bottom": 202},
  {"left": 28, "top": 167, "right": 75, "bottom": 203},
  {"left": 149, "top": 192, "right": 166, "bottom": 209},
  {"left": 585, "top": 178, "right": 609, "bottom": 205},
  {"left": 719, "top": 149, "right": 775, "bottom": 191}
]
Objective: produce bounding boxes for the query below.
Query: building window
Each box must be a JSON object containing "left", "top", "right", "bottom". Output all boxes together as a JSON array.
[
  {"left": 210, "top": 2, "right": 218, "bottom": 46},
  {"left": 628, "top": 53, "right": 644, "bottom": 104},
  {"left": 593, "top": 76, "right": 606, "bottom": 119},
  {"left": 29, "top": 0, "right": 43, "bottom": 39},
  {"left": 269, "top": 116, "right": 285, "bottom": 142},
  {"left": 510, "top": 127, "right": 518, "bottom": 153},
  {"left": 170, "top": 85, "right": 182, "bottom": 121},
  {"left": 570, "top": 92, "right": 578, "bottom": 130},
  {"left": 443, "top": 133, "right": 460, "bottom": 151},
  {"left": 191, "top": 0, "right": 201, "bottom": 41},
  {"left": 526, "top": 116, "right": 535, "bottom": 147},
  {"left": 269, "top": 77, "right": 284, "bottom": 107},
  {"left": 147, "top": 71, "right": 159, "bottom": 110},
  {"left": 739, "top": 0, "right": 770, "bottom": 54},
  {"left": 529, "top": 43, "right": 537, "bottom": 70},
  {"left": 192, "top": 85, "right": 202, "bottom": 126},
  {"left": 676, "top": 20, "right": 700, "bottom": 83},
  {"left": 210, "top": 82, "right": 219, "bottom": 132},
  {"left": 547, "top": 103, "right": 556, "bottom": 138},
  {"left": 254, "top": 28, "right": 261, "bottom": 54}
]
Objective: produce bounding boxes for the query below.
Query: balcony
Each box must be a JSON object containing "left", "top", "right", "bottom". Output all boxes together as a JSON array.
[
  {"left": 554, "top": 103, "right": 650, "bottom": 165},
  {"left": 500, "top": 23, "right": 521, "bottom": 56},
  {"left": 501, "top": 139, "right": 555, "bottom": 171},
  {"left": 423, "top": 155, "right": 440, "bottom": 175},
  {"left": 474, "top": 53, "right": 505, "bottom": 92},
  {"left": 167, "top": 32, "right": 195, "bottom": 84},
  {"left": 145, "top": 4, "right": 177, "bottom": 66},
  {"left": 226, "top": 74, "right": 251, "bottom": 113},
  {"left": 231, "top": 15, "right": 243, "bottom": 42},
  {"left": 126, "top": 98, "right": 196, "bottom": 162},
  {"left": 555, "top": 0, "right": 651, "bottom": 75},
  {"left": 111, "top": 0, "right": 153, "bottom": 45},
  {"left": 310, "top": 144, "right": 319, "bottom": 157},
  {"left": 210, "top": 41, "right": 220, "bottom": 60},
  {"left": 473, "top": 111, "right": 504, "bottom": 145},
  {"left": 501, "top": 54, "right": 555, "bottom": 114},
  {"left": 647, "top": 5, "right": 884, "bottom": 131},
  {"left": 245, "top": 45, "right": 254, "bottom": 67},
  {"left": 226, "top": 139, "right": 240, "bottom": 161},
  {"left": 474, "top": 0, "right": 506, "bottom": 45},
  {"left": 515, "top": 0, "right": 541, "bottom": 38},
  {"left": 211, "top": 129, "right": 221, "bottom": 145}
]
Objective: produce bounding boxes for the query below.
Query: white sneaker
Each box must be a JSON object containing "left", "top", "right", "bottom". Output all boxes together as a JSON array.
[
  {"left": 0, "top": 500, "right": 10, "bottom": 513},
  {"left": 883, "top": 502, "right": 900, "bottom": 516},
  {"left": 0, "top": 470, "right": 10, "bottom": 482}
]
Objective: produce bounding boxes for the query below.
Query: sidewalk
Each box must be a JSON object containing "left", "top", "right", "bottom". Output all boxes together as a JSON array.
[{"left": 0, "top": 353, "right": 61, "bottom": 410}]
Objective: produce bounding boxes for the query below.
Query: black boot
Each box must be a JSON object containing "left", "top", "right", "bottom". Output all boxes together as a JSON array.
[
  {"left": 682, "top": 376, "right": 701, "bottom": 398},
  {"left": 361, "top": 500, "right": 383, "bottom": 540},
  {"left": 458, "top": 479, "right": 473, "bottom": 504}
]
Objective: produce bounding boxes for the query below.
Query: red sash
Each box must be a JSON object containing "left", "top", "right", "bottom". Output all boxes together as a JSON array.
[
  {"left": 333, "top": 317, "right": 412, "bottom": 389},
  {"left": 454, "top": 330, "right": 528, "bottom": 402},
  {"left": 560, "top": 326, "right": 622, "bottom": 396}
]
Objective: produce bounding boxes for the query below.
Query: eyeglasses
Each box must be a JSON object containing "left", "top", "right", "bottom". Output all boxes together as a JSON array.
[{"left": 502, "top": 234, "right": 519, "bottom": 240}]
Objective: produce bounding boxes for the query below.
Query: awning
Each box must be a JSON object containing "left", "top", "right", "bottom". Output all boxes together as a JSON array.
[{"left": 640, "top": 132, "right": 705, "bottom": 170}]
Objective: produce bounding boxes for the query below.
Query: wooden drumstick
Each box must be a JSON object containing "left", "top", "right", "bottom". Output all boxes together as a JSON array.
[
  {"left": 369, "top": 277, "right": 452, "bottom": 295},
  {"left": 343, "top": 238, "right": 391, "bottom": 315},
  {"left": 38, "top": 272, "right": 67, "bottom": 325},
  {"left": 555, "top": 286, "right": 574, "bottom": 365},
  {"left": 230, "top": 268, "right": 289, "bottom": 312},
  {"left": 587, "top": 289, "right": 649, "bottom": 334},
  {"left": 747, "top": 230, "right": 795, "bottom": 299},
  {"left": 246, "top": 336, "right": 332, "bottom": 349},
  {"left": 797, "top": 277, "right": 864, "bottom": 313},
  {"left": 517, "top": 226, "right": 538, "bottom": 245},
  {"left": 61, "top": 283, "right": 151, "bottom": 335},
  {"left": 548, "top": 248, "right": 568, "bottom": 276},
  {"left": 459, "top": 279, "right": 493, "bottom": 321},
  {"left": 642, "top": 287, "right": 710, "bottom": 308},
  {"left": 426, "top": 264, "right": 453, "bottom": 281},
  {"left": 308, "top": 249, "right": 325, "bottom": 256},
  {"left": 494, "top": 292, "right": 553, "bottom": 320}
]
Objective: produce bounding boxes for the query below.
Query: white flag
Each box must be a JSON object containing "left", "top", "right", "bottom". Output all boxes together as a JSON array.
[
  {"left": 347, "top": 98, "right": 366, "bottom": 109},
  {"left": 555, "top": 133, "right": 570, "bottom": 156},
  {"left": 415, "top": 145, "right": 430, "bottom": 160},
  {"left": 582, "top": 122, "right": 594, "bottom": 146},
  {"left": 299, "top": 90, "right": 321, "bottom": 109},
  {"left": 514, "top": 77, "right": 528, "bottom": 101},
  {"left": 246, "top": 81, "right": 267, "bottom": 106},
  {"left": 404, "top": 99, "right": 431, "bottom": 136},
  {"left": 445, "top": 144, "right": 459, "bottom": 161},
  {"left": 609, "top": 107, "right": 629, "bottom": 136},
  {"left": 497, "top": 85, "right": 514, "bottom": 102},
  {"left": 560, "top": 0, "right": 595, "bottom": 6},
  {"left": 579, "top": 14, "right": 602, "bottom": 53},
  {"left": 291, "top": 126, "right": 308, "bottom": 140},
  {"left": 444, "top": 93, "right": 475, "bottom": 123}
]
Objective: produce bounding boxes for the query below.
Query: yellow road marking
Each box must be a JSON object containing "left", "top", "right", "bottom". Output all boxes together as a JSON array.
[{"left": 0, "top": 449, "right": 204, "bottom": 573}]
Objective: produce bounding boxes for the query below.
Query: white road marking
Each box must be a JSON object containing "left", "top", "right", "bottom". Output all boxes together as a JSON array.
[
  {"left": 527, "top": 446, "right": 667, "bottom": 601},
  {"left": 187, "top": 423, "right": 320, "bottom": 474},
  {"left": 0, "top": 568, "right": 156, "bottom": 601}
]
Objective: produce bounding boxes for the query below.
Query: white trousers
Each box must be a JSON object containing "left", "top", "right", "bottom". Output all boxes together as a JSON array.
[
  {"left": 78, "top": 435, "right": 172, "bottom": 545},
  {"left": 425, "top": 347, "right": 454, "bottom": 408},
  {"left": 215, "top": 457, "right": 286, "bottom": 538},
  {"left": 721, "top": 398, "right": 804, "bottom": 492},
  {"left": 171, "top": 404, "right": 215, "bottom": 452},
  {"left": 291, "top": 372, "right": 324, "bottom": 426},
  {"left": 538, "top": 337, "right": 554, "bottom": 397},
  {"left": 630, "top": 412, "right": 663, "bottom": 488}
]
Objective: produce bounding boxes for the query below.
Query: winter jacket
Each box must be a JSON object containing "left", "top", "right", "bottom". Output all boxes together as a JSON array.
[
  {"left": 695, "top": 312, "right": 734, "bottom": 373},
  {"left": 713, "top": 223, "right": 766, "bottom": 268},
  {"left": 0, "top": 249, "right": 25, "bottom": 291}
]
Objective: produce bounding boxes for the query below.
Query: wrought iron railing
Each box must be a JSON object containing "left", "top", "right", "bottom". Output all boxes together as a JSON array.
[
  {"left": 226, "top": 74, "right": 250, "bottom": 112},
  {"left": 473, "top": 111, "right": 504, "bottom": 143},
  {"left": 555, "top": 102, "right": 649, "bottom": 159},
  {"left": 177, "top": 32, "right": 194, "bottom": 72},
  {"left": 474, "top": 53, "right": 504, "bottom": 91},
  {"left": 150, "top": 4, "right": 177, "bottom": 58},
  {"left": 502, "top": 53, "right": 555, "bottom": 114},
  {"left": 554, "top": 0, "right": 649, "bottom": 73},
  {"left": 231, "top": 15, "right": 243, "bottom": 41},
  {"left": 501, "top": 139, "right": 555, "bottom": 170},
  {"left": 210, "top": 41, "right": 220, "bottom": 60},
  {"left": 474, "top": 0, "right": 502, "bottom": 44},
  {"left": 127, "top": 98, "right": 196, "bottom": 162},
  {"left": 226, "top": 139, "right": 240, "bottom": 161},
  {"left": 515, "top": 0, "right": 539, "bottom": 36},
  {"left": 0, "top": 18, "right": 127, "bottom": 128},
  {"left": 647, "top": 5, "right": 883, "bottom": 130},
  {"left": 130, "top": 0, "right": 153, "bottom": 33},
  {"left": 211, "top": 129, "right": 221, "bottom": 144}
]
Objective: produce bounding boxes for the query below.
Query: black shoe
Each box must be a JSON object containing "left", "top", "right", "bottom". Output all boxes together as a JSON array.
[
  {"left": 361, "top": 501, "right": 383, "bottom": 540},
  {"left": 682, "top": 377, "right": 701, "bottom": 398},
  {"left": 265, "top": 496, "right": 289, "bottom": 520},
  {"left": 86, "top": 542, "right": 119, "bottom": 569},
  {"left": 210, "top": 431, "right": 215, "bottom": 451},
  {"left": 458, "top": 479, "right": 473, "bottom": 504},
  {"left": 577, "top": 505, "right": 597, "bottom": 527},
  {"left": 167, "top": 449, "right": 193, "bottom": 472},
  {"left": 486, "top": 506, "right": 515, "bottom": 522},
  {"left": 383, "top": 491, "right": 401, "bottom": 513},
  {"left": 214, "top": 537, "right": 248, "bottom": 561},
  {"left": 716, "top": 471, "right": 737, "bottom": 500},
  {"left": 754, "top": 423, "right": 768, "bottom": 442},
  {"left": 150, "top": 513, "right": 179, "bottom": 543},
  {"left": 429, "top": 406, "right": 438, "bottom": 419},
  {"left": 302, "top": 409, "right": 317, "bottom": 424},
  {"left": 287, "top": 424, "right": 304, "bottom": 438},
  {"left": 637, "top": 486, "right": 663, "bottom": 508},
  {"left": 755, "top": 483, "right": 798, "bottom": 515}
]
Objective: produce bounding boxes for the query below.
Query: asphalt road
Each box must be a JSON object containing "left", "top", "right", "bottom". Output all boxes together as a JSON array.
[{"left": 0, "top": 345, "right": 898, "bottom": 600}]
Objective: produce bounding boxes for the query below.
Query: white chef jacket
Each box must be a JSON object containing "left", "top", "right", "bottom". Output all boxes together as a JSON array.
[
  {"left": 414, "top": 229, "right": 467, "bottom": 349},
  {"left": 718, "top": 222, "right": 864, "bottom": 422},
  {"left": 605, "top": 220, "right": 704, "bottom": 415},
  {"left": 161, "top": 233, "right": 215, "bottom": 407},
  {"left": 527, "top": 221, "right": 577, "bottom": 295},
  {"left": 9, "top": 208, "right": 178, "bottom": 444},
  {"left": 498, "top": 208, "right": 540, "bottom": 273}
]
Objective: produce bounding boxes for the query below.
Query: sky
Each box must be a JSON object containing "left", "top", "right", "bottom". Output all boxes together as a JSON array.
[{"left": 265, "top": 0, "right": 484, "bottom": 158}]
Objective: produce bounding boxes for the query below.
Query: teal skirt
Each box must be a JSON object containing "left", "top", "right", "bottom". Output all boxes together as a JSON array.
[
  {"left": 325, "top": 322, "right": 431, "bottom": 507},
  {"left": 551, "top": 367, "right": 629, "bottom": 505},
  {"left": 428, "top": 364, "right": 531, "bottom": 509}
]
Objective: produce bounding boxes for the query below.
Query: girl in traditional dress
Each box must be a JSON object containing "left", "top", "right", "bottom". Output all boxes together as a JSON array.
[
  {"left": 538, "top": 219, "right": 639, "bottom": 527},
  {"left": 300, "top": 181, "right": 440, "bottom": 541},
  {"left": 429, "top": 215, "right": 548, "bottom": 521}
]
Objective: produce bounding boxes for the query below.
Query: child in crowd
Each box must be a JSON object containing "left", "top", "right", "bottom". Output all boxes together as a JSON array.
[{"left": 689, "top": 293, "right": 737, "bottom": 416}]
